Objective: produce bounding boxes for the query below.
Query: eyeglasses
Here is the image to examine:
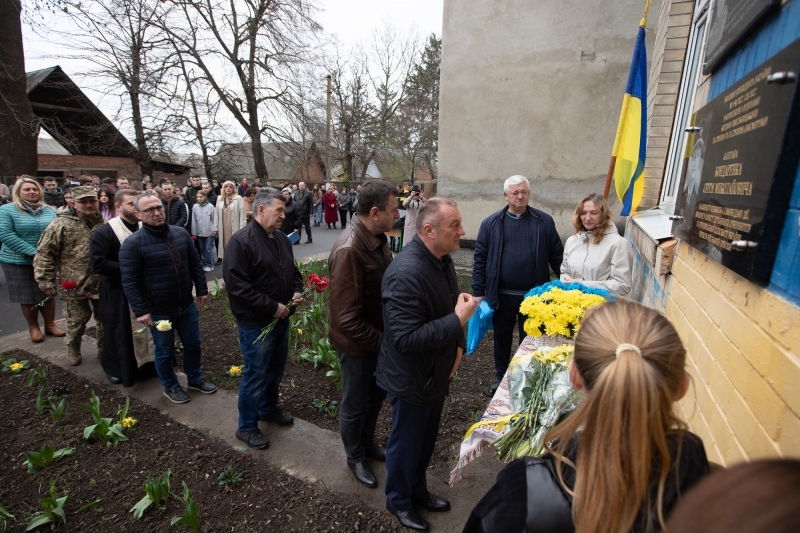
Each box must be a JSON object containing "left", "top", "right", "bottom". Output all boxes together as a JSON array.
[{"left": 139, "top": 205, "right": 164, "bottom": 214}]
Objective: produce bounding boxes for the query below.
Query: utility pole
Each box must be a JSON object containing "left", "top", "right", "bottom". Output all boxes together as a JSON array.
[{"left": 326, "top": 74, "right": 332, "bottom": 185}]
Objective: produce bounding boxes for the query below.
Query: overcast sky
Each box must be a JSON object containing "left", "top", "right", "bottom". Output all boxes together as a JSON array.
[{"left": 22, "top": 0, "right": 443, "bottom": 144}]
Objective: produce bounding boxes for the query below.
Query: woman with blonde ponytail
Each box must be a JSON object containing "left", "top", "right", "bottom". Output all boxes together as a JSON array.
[{"left": 463, "top": 300, "right": 709, "bottom": 533}]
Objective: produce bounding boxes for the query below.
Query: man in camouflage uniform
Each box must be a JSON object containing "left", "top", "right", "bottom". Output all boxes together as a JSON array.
[{"left": 34, "top": 186, "right": 105, "bottom": 365}]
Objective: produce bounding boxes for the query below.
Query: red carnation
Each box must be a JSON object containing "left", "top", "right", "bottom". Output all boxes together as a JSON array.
[{"left": 61, "top": 281, "right": 77, "bottom": 291}]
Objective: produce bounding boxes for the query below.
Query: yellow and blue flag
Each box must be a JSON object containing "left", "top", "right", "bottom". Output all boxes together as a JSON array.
[{"left": 612, "top": 21, "right": 648, "bottom": 216}]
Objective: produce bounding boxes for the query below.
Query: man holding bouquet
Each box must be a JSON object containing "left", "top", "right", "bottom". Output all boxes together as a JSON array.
[{"left": 223, "top": 188, "right": 303, "bottom": 450}]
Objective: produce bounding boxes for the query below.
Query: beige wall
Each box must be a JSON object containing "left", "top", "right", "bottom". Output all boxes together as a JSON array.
[
  {"left": 668, "top": 243, "right": 800, "bottom": 464},
  {"left": 438, "top": 0, "right": 662, "bottom": 239}
]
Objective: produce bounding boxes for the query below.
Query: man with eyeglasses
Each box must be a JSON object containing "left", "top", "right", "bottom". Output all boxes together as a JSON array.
[
  {"left": 472, "top": 175, "right": 564, "bottom": 397},
  {"left": 34, "top": 186, "right": 106, "bottom": 366},
  {"left": 119, "top": 192, "right": 216, "bottom": 404}
]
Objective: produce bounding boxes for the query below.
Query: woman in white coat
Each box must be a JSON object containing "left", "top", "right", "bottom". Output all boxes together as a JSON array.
[
  {"left": 401, "top": 185, "right": 426, "bottom": 247},
  {"left": 214, "top": 181, "right": 247, "bottom": 260},
  {"left": 560, "top": 193, "right": 632, "bottom": 296}
]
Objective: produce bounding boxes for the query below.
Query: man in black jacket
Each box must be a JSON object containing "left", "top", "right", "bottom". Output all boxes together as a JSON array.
[
  {"left": 223, "top": 188, "right": 304, "bottom": 450},
  {"left": 120, "top": 192, "right": 216, "bottom": 404},
  {"left": 295, "top": 181, "right": 313, "bottom": 244},
  {"left": 161, "top": 183, "right": 188, "bottom": 227},
  {"left": 280, "top": 188, "right": 302, "bottom": 241},
  {"left": 378, "top": 197, "right": 476, "bottom": 532}
]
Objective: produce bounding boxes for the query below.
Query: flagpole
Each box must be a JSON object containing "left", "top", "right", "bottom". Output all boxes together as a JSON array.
[
  {"left": 603, "top": 156, "right": 616, "bottom": 199},
  {"left": 604, "top": 0, "right": 652, "bottom": 202}
]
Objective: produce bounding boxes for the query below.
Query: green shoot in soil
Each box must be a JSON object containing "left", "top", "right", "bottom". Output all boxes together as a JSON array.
[
  {"left": 23, "top": 444, "right": 75, "bottom": 474},
  {"left": 170, "top": 481, "right": 200, "bottom": 532},
  {"left": 130, "top": 470, "right": 171, "bottom": 519},
  {"left": 25, "top": 481, "right": 68, "bottom": 531}
]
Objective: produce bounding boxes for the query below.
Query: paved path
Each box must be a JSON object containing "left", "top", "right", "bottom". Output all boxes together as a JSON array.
[{"left": 1, "top": 260, "right": 503, "bottom": 533}]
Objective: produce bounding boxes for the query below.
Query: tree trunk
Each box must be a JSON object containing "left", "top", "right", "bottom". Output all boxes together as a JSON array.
[
  {"left": 344, "top": 122, "right": 353, "bottom": 183},
  {"left": 246, "top": 95, "right": 268, "bottom": 180},
  {"left": 0, "top": 0, "right": 39, "bottom": 178},
  {"left": 129, "top": 47, "right": 153, "bottom": 177}
]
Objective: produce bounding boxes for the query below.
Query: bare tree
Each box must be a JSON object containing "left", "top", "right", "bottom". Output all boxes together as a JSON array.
[
  {"left": 52, "top": 0, "right": 174, "bottom": 176},
  {"left": 160, "top": 0, "right": 321, "bottom": 180}
]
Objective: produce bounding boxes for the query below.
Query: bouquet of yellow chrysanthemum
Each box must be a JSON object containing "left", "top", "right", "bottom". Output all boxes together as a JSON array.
[
  {"left": 494, "top": 345, "right": 582, "bottom": 461},
  {"left": 519, "top": 281, "right": 611, "bottom": 339}
]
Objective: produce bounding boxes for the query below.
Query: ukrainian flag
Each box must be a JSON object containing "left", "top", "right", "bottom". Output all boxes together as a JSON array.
[{"left": 612, "top": 20, "right": 648, "bottom": 216}]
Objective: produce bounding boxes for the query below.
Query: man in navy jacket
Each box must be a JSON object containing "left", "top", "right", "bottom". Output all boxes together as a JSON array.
[
  {"left": 378, "top": 197, "right": 476, "bottom": 531},
  {"left": 120, "top": 192, "right": 215, "bottom": 404},
  {"left": 472, "top": 175, "right": 564, "bottom": 397}
]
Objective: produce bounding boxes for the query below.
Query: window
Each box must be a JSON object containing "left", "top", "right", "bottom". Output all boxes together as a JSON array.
[{"left": 660, "top": 0, "right": 712, "bottom": 212}]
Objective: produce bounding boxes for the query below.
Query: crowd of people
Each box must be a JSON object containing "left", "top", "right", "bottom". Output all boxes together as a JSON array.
[{"left": 2, "top": 172, "right": 794, "bottom": 533}]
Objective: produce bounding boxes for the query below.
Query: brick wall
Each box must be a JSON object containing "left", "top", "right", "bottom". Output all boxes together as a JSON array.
[
  {"left": 38, "top": 154, "right": 141, "bottom": 179},
  {"left": 641, "top": 0, "right": 695, "bottom": 210},
  {"left": 667, "top": 243, "right": 800, "bottom": 464}
]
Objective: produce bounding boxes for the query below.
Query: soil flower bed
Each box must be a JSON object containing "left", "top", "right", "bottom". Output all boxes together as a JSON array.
[{"left": 0, "top": 349, "right": 400, "bottom": 532}]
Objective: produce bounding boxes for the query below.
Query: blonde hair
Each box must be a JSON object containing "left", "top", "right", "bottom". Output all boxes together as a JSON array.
[
  {"left": 222, "top": 180, "right": 237, "bottom": 199},
  {"left": 547, "top": 299, "right": 687, "bottom": 533},
  {"left": 572, "top": 193, "right": 613, "bottom": 244},
  {"left": 12, "top": 176, "right": 49, "bottom": 212}
]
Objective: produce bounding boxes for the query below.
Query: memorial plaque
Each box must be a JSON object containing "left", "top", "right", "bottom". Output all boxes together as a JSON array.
[
  {"left": 673, "top": 38, "right": 800, "bottom": 284},
  {"left": 704, "top": 0, "right": 780, "bottom": 75}
]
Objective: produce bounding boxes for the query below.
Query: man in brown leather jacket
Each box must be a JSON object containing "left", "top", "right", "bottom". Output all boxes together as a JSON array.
[{"left": 328, "top": 180, "right": 399, "bottom": 488}]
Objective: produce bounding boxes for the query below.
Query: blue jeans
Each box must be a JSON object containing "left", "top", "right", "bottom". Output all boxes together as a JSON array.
[
  {"left": 313, "top": 203, "right": 323, "bottom": 224},
  {"left": 237, "top": 320, "right": 289, "bottom": 433},
  {"left": 150, "top": 302, "right": 203, "bottom": 390},
  {"left": 197, "top": 236, "right": 215, "bottom": 268}
]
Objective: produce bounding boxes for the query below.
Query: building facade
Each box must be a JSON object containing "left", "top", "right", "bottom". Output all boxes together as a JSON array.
[{"left": 627, "top": 0, "right": 800, "bottom": 463}]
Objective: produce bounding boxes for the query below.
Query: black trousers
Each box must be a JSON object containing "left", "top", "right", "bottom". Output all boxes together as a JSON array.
[
  {"left": 385, "top": 394, "right": 443, "bottom": 511},
  {"left": 337, "top": 349, "right": 387, "bottom": 463},
  {"left": 491, "top": 293, "right": 527, "bottom": 382},
  {"left": 300, "top": 216, "right": 312, "bottom": 241}
]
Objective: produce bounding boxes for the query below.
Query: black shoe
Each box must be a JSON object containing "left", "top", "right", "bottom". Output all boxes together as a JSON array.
[
  {"left": 412, "top": 492, "right": 451, "bottom": 512},
  {"left": 259, "top": 408, "right": 294, "bottom": 426},
  {"left": 163, "top": 386, "right": 190, "bottom": 404},
  {"left": 364, "top": 442, "right": 386, "bottom": 462},
  {"left": 485, "top": 379, "right": 501, "bottom": 397},
  {"left": 187, "top": 380, "right": 217, "bottom": 394},
  {"left": 305, "top": 240, "right": 312, "bottom": 244},
  {"left": 348, "top": 460, "right": 378, "bottom": 488},
  {"left": 215, "top": 258, "right": 222, "bottom": 266},
  {"left": 107, "top": 375, "right": 122, "bottom": 385},
  {"left": 386, "top": 501, "right": 429, "bottom": 532},
  {"left": 235, "top": 429, "right": 270, "bottom": 449}
]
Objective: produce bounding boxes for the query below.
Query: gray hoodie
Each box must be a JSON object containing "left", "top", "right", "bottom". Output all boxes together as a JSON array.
[
  {"left": 191, "top": 201, "right": 215, "bottom": 237},
  {"left": 560, "top": 223, "right": 632, "bottom": 296}
]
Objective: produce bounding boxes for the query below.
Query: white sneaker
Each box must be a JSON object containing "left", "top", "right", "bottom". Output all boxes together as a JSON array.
[{"left": 203, "top": 266, "right": 213, "bottom": 272}]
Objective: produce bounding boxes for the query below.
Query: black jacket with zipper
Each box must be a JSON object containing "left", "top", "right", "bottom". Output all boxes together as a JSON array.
[
  {"left": 376, "top": 235, "right": 465, "bottom": 405},
  {"left": 119, "top": 223, "right": 207, "bottom": 317},
  {"left": 222, "top": 220, "right": 303, "bottom": 327}
]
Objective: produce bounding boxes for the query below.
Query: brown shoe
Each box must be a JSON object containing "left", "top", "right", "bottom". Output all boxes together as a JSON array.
[
  {"left": 67, "top": 347, "right": 82, "bottom": 366},
  {"left": 45, "top": 322, "right": 66, "bottom": 337},
  {"left": 29, "top": 325, "right": 44, "bottom": 343}
]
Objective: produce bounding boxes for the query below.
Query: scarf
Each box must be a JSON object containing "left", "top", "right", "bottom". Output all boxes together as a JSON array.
[{"left": 20, "top": 199, "right": 45, "bottom": 216}]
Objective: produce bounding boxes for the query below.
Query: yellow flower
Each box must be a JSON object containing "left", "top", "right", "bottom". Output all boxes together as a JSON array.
[
  {"left": 296, "top": 328, "right": 303, "bottom": 335},
  {"left": 156, "top": 320, "right": 172, "bottom": 332},
  {"left": 228, "top": 365, "right": 242, "bottom": 376},
  {"left": 9, "top": 363, "right": 23, "bottom": 372},
  {"left": 121, "top": 417, "right": 137, "bottom": 429}
]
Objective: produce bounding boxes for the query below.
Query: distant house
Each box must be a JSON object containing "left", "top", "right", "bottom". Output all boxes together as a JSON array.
[
  {"left": 212, "top": 142, "right": 326, "bottom": 185},
  {"left": 27, "top": 66, "right": 190, "bottom": 182}
]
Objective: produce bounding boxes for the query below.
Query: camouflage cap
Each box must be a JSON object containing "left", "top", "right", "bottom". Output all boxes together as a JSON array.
[{"left": 71, "top": 186, "right": 98, "bottom": 200}]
